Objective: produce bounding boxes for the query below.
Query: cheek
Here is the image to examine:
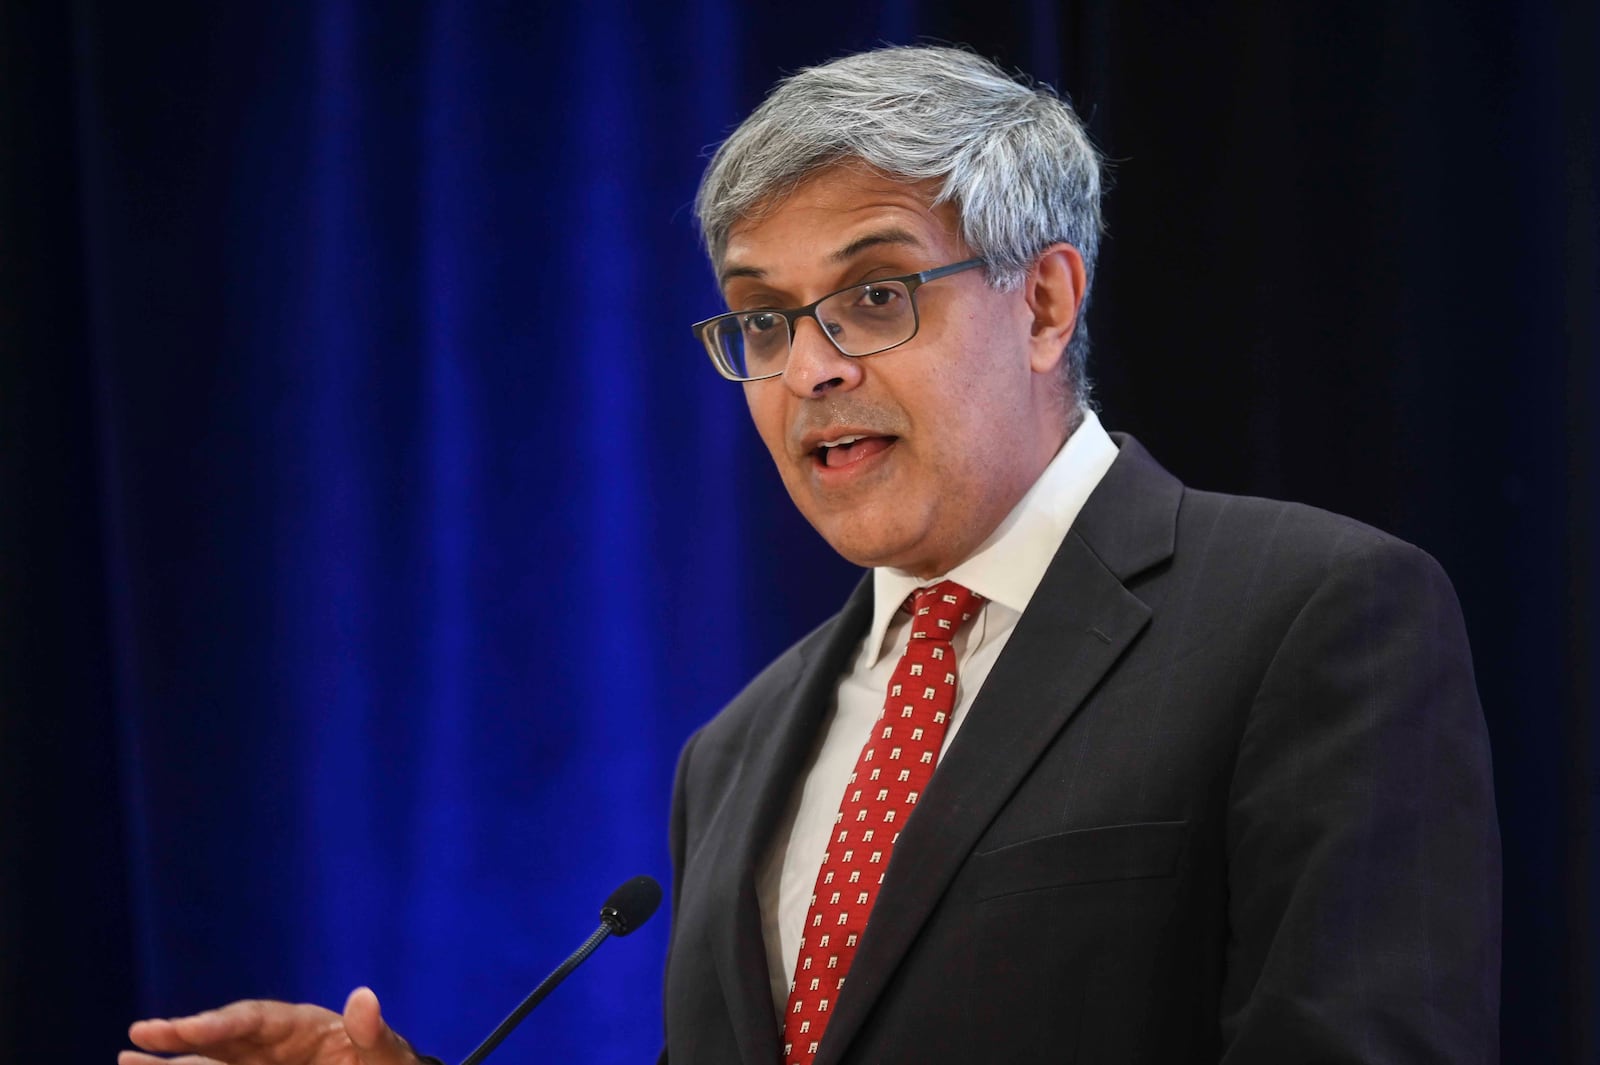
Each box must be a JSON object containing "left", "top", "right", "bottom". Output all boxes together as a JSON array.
[{"left": 912, "top": 348, "right": 1031, "bottom": 480}]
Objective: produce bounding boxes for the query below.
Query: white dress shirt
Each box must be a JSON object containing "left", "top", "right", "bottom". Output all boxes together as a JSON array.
[{"left": 755, "top": 409, "right": 1121, "bottom": 1016}]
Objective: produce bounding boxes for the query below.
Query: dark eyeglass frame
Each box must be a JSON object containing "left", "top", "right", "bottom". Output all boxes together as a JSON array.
[{"left": 691, "top": 257, "right": 988, "bottom": 382}]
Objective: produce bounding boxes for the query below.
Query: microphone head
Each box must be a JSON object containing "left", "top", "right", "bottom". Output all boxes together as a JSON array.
[{"left": 599, "top": 875, "right": 662, "bottom": 936}]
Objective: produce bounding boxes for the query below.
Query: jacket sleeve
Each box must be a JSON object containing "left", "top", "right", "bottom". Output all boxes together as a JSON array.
[{"left": 1219, "top": 536, "right": 1501, "bottom": 1063}]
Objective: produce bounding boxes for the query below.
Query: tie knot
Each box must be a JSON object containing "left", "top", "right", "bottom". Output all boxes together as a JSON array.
[{"left": 908, "top": 581, "right": 984, "bottom": 640}]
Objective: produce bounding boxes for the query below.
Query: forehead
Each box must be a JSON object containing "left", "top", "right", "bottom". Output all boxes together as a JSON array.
[{"left": 720, "top": 165, "right": 962, "bottom": 287}]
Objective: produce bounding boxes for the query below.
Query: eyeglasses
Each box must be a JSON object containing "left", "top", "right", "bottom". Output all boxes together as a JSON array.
[{"left": 691, "top": 258, "right": 987, "bottom": 382}]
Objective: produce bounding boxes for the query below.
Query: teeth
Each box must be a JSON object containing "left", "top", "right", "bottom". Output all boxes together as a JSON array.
[{"left": 819, "top": 434, "right": 866, "bottom": 449}]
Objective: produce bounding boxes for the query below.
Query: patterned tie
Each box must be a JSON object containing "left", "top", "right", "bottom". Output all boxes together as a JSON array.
[{"left": 781, "top": 580, "right": 984, "bottom": 1065}]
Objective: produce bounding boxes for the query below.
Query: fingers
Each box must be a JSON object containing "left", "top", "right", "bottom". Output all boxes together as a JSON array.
[
  {"left": 120, "top": 1054, "right": 230, "bottom": 1065},
  {"left": 342, "top": 987, "right": 383, "bottom": 1048},
  {"left": 343, "top": 987, "right": 417, "bottom": 1065},
  {"left": 122, "top": 992, "right": 413, "bottom": 1064},
  {"left": 126, "top": 998, "right": 345, "bottom": 1062},
  {"left": 128, "top": 1000, "right": 273, "bottom": 1051},
  {"left": 127, "top": 1018, "right": 181, "bottom": 1050}
]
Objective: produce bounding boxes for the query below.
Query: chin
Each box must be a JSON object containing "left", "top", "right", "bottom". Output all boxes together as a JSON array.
[
  {"left": 800, "top": 505, "right": 895, "bottom": 561},
  {"left": 795, "top": 490, "right": 941, "bottom": 571},
  {"left": 822, "top": 529, "right": 933, "bottom": 574},
  {"left": 813, "top": 529, "right": 899, "bottom": 570}
]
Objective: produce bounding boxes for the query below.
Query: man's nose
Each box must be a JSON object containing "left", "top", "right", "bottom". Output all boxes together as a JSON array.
[{"left": 782, "top": 315, "right": 864, "bottom": 397}]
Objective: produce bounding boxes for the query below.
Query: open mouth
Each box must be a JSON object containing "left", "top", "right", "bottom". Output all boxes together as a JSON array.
[{"left": 813, "top": 434, "right": 896, "bottom": 469}]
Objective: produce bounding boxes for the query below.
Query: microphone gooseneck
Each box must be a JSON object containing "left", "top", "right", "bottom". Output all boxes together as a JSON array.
[{"left": 456, "top": 875, "right": 663, "bottom": 1065}]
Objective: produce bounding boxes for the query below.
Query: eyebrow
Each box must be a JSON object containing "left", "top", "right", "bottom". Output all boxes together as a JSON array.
[
  {"left": 718, "top": 226, "right": 929, "bottom": 287},
  {"left": 829, "top": 227, "right": 925, "bottom": 263}
]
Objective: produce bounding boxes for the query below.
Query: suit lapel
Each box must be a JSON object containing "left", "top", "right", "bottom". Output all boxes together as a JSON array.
[
  {"left": 705, "top": 577, "right": 876, "bottom": 1065},
  {"left": 814, "top": 435, "right": 1182, "bottom": 1065}
]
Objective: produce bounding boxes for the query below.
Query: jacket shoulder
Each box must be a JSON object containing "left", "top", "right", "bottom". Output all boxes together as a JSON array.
[{"left": 1176, "top": 486, "right": 1454, "bottom": 584}]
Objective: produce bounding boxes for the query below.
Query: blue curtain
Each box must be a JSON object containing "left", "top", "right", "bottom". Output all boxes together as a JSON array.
[
  {"left": 1, "top": 1, "right": 1594, "bottom": 1061},
  {"left": 61, "top": 3, "right": 876, "bottom": 1061}
]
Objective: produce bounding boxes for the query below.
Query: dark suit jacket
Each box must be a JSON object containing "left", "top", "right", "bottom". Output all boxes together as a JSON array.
[{"left": 662, "top": 436, "right": 1500, "bottom": 1064}]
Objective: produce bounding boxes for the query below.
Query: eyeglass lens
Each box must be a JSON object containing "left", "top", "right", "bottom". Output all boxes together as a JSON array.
[{"left": 714, "top": 279, "right": 917, "bottom": 380}]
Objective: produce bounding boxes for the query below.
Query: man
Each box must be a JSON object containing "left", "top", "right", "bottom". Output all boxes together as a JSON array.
[{"left": 122, "top": 45, "right": 1499, "bottom": 1065}]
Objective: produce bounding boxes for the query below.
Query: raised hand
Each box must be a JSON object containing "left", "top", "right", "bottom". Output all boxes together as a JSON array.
[{"left": 120, "top": 986, "right": 423, "bottom": 1065}]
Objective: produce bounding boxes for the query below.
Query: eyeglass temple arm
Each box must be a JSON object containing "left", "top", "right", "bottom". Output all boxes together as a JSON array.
[{"left": 915, "top": 257, "right": 987, "bottom": 284}]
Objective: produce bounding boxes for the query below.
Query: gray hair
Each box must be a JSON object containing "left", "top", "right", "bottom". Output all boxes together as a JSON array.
[{"left": 694, "top": 45, "right": 1105, "bottom": 406}]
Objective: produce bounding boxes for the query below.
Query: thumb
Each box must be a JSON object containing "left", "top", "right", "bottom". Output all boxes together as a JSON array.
[{"left": 343, "top": 987, "right": 416, "bottom": 1064}]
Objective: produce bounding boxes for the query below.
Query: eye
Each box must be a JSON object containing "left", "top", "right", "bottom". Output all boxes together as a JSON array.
[
  {"left": 741, "top": 311, "right": 783, "bottom": 335},
  {"left": 855, "top": 284, "right": 901, "bottom": 309}
]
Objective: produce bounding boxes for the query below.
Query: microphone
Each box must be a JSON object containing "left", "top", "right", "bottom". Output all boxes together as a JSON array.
[{"left": 456, "top": 875, "right": 663, "bottom": 1065}]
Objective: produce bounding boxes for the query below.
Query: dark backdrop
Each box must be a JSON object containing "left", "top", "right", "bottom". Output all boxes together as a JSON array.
[{"left": 2, "top": 1, "right": 1594, "bottom": 1062}]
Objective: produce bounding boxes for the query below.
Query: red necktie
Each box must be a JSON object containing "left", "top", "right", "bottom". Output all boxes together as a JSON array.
[{"left": 781, "top": 581, "right": 984, "bottom": 1065}]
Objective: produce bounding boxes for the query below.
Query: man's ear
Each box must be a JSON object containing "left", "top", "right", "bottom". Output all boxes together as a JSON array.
[{"left": 1024, "top": 244, "right": 1087, "bottom": 374}]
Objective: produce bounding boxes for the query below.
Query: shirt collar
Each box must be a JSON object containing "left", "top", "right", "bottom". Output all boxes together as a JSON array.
[{"left": 860, "top": 408, "right": 1121, "bottom": 668}]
